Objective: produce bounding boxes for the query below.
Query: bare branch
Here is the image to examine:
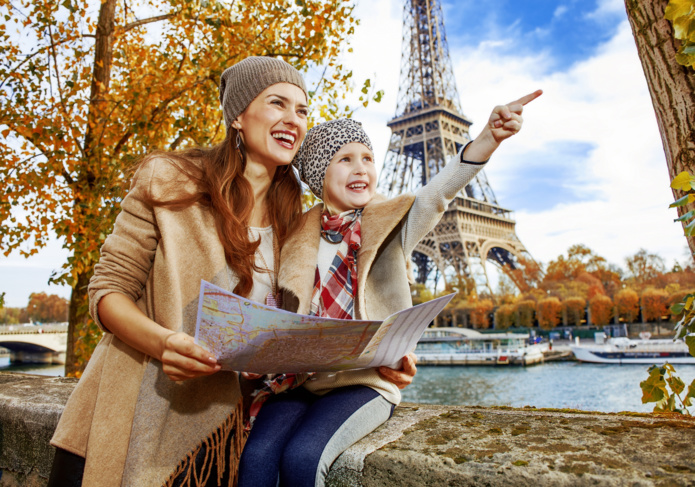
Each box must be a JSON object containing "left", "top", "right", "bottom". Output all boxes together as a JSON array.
[
  {"left": 123, "top": 14, "right": 175, "bottom": 32},
  {"left": 47, "top": 24, "right": 88, "bottom": 161}
]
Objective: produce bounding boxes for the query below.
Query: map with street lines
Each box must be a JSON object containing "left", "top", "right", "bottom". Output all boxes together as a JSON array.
[{"left": 194, "top": 280, "right": 454, "bottom": 374}]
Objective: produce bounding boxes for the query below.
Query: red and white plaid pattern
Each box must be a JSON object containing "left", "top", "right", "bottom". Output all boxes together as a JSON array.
[{"left": 309, "top": 209, "right": 362, "bottom": 320}]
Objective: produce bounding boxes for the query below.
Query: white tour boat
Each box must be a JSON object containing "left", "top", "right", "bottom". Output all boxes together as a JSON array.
[
  {"left": 570, "top": 333, "right": 695, "bottom": 365},
  {"left": 415, "top": 327, "right": 547, "bottom": 366}
]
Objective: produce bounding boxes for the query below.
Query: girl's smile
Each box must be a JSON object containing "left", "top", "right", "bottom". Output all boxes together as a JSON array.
[{"left": 324, "top": 142, "right": 377, "bottom": 213}]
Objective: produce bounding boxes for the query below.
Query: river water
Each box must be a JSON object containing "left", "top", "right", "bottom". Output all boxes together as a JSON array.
[
  {"left": 401, "top": 362, "right": 695, "bottom": 413},
  {"left": 3, "top": 357, "right": 694, "bottom": 414}
]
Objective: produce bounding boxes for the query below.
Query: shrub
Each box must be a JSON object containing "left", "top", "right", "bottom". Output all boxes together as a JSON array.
[
  {"left": 589, "top": 294, "right": 613, "bottom": 326},
  {"left": 537, "top": 297, "right": 562, "bottom": 330},
  {"left": 563, "top": 297, "right": 586, "bottom": 326}
]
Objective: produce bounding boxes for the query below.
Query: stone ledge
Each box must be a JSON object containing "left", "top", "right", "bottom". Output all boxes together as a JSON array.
[{"left": 2, "top": 373, "right": 695, "bottom": 486}]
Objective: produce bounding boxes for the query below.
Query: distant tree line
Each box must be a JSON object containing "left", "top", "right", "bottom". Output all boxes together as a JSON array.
[
  {"left": 0, "top": 293, "right": 69, "bottom": 325},
  {"left": 416, "top": 244, "right": 695, "bottom": 330}
]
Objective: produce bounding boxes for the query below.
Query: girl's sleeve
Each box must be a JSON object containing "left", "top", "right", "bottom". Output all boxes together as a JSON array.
[
  {"left": 88, "top": 159, "right": 161, "bottom": 331},
  {"left": 401, "top": 147, "right": 487, "bottom": 255}
]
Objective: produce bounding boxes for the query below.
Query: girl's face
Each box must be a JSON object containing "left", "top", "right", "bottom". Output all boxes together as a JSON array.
[
  {"left": 323, "top": 142, "right": 377, "bottom": 213},
  {"left": 233, "top": 82, "right": 308, "bottom": 168}
]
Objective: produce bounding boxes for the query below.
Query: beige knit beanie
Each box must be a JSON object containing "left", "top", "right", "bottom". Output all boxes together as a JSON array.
[
  {"left": 293, "top": 118, "right": 373, "bottom": 199},
  {"left": 219, "top": 56, "right": 308, "bottom": 128}
]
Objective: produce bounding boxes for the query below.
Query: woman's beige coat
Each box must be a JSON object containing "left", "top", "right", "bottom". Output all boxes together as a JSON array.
[{"left": 51, "top": 158, "right": 244, "bottom": 486}]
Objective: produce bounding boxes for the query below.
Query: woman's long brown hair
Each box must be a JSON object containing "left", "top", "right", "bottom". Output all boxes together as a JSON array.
[{"left": 140, "top": 128, "right": 302, "bottom": 297}]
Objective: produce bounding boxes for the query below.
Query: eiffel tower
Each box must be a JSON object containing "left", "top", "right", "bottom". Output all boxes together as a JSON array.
[{"left": 378, "top": 0, "right": 536, "bottom": 294}]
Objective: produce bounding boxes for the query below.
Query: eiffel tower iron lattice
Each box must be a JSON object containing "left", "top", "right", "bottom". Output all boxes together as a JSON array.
[{"left": 377, "top": 0, "right": 537, "bottom": 294}]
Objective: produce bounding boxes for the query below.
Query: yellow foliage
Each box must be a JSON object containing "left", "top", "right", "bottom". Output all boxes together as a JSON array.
[
  {"left": 494, "top": 304, "right": 515, "bottom": 330},
  {"left": 671, "top": 171, "right": 695, "bottom": 191},
  {"left": 563, "top": 296, "right": 586, "bottom": 326},
  {"left": 615, "top": 288, "right": 640, "bottom": 323},
  {"left": 514, "top": 300, "right": 536, "bottom": 328}
]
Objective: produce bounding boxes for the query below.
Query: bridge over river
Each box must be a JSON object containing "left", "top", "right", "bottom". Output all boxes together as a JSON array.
[{"left": 0, "top": 324, "right": 67, "bottom": 364}]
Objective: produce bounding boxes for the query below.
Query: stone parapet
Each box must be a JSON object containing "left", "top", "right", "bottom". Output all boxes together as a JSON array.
[{"left": 2, "top": 372, "right": 695, "bottom": 486}]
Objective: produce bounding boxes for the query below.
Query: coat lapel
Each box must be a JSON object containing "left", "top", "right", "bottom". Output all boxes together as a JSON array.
[
  {"left": 356, "top": 193, "right": 415, "bottom": 298},
  {"left": 278, "top": 204, "right": 322, "bottom": 313},
  {"left": 279, "top": 194, "right": 415, "bottom": 316}
]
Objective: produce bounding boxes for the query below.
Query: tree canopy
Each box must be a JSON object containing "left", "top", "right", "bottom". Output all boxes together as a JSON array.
[{"left": 0, "top": 0, "right": 366, "bottom": 374}]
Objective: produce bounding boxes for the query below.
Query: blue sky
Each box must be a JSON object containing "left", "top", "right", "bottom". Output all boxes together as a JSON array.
[
  {"left": 0, "top": 0, "right": 687, "bottom": 307},
  {"left": 442, "top": 0, "right": 624, "bottom": 70}
]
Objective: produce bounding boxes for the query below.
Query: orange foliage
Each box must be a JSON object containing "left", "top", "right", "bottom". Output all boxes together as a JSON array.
[
  {"left": 576, "top": 272, "right": 606, "bottom": 299},
  {"left": 469, "top": 299, "right": 494, "bottom": 329},
  {"left": 614, "top": 288, "right": 640, "bottom": 323},
  {"left": 0, "top": 0, "right": 363, "bottom": 373},
  {"left": 589, "top": 294, "right": 613, "bottom": 326},
  {"left": 640, "top": 288, "right": 670, "bottom": 322},
  {"left": 563, "top": 297, "right": 586, "bottom": 326},
  {"left": 26, "top": 292, "right": 69, "bottom": 323},
  {"left": 537, "top": 297, "right": 562, "bottom": 330}
]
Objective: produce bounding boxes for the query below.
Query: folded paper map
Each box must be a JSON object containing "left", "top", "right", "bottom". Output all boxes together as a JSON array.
[{"left": 194, "top": 280, "right": 455, "bottom": 374}]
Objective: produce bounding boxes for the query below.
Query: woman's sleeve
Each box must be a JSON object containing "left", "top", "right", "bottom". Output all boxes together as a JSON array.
[
  {"left": 88, "top": 159, "right": 161, "bottom": 331},
  {"left": 401, "top": 147, "right": 487, "bottom": 255}
]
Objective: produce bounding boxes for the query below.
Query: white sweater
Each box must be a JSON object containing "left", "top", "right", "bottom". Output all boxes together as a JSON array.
[{"left": 307, "top": 148, "right": 487, "bottom": 404}]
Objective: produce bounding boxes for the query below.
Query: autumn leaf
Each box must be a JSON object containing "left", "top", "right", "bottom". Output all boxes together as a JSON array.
[
  {"left": 666, "top": 373, "right": 686, "bottom": 396},
  {"left": 671, "top": 171, "right": 695, "bottom": 191},
  {"left": 640, "top": 365, "right": 667, "bottom": 404}
]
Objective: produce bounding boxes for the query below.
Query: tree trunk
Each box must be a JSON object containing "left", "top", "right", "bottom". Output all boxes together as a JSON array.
[
  {"left": 624, "top": 0, "right": 695, "bottom": 256},
  {"left": 64, "top": 0, "right": 117, "bottom": 375},
  {"left": 65, "top": 271, "right": 91, "bottom": 377}
]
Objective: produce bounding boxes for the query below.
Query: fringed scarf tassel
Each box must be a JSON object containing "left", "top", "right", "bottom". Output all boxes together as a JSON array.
[{"left": 163, "top": 399, "right": 246, "bottom": 487}]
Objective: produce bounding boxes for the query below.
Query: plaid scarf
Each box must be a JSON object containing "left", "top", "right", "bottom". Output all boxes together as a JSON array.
[{"left": 309, "top": 209, "right": 362, "bottom": 320}]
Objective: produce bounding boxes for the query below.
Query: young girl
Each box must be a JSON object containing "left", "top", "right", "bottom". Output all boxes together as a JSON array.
[{"left": 237, "top": 90, "right": 541, "bottom": 487}]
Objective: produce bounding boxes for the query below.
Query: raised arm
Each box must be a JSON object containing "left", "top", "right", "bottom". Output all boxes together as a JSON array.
[{"left": 402, "top": 90, "right": 543, "bottom": 254}]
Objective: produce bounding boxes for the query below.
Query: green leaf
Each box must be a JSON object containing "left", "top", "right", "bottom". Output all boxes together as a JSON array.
[
  {"left": 675, "top": 209, "right": 695, "bottom": 222},
  {"left": 684, "top": 218, "right": 695, "bottom": 236},
  {"left": 686, "top": 335, "right": 695, "bottom": 357},
  {"left": 672, "top": 302, "right": 685, "bottom": 314},
  {"left": 670, "top": 194, "right": 692, "bottom": 207},
  {"left": 640, "top": 366, "right": 667, "bottom": 404}
]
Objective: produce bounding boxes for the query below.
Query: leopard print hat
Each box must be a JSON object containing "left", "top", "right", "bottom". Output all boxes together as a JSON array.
[{"left": 293, "top": 118, "right": 373, "bottom": 199}]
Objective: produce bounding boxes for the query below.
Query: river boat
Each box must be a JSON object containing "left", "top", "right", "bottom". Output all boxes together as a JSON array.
[
  {"left": 570, "top": 335, "right": 695, "bottom": 365},
  {"left": 415, "top": 327, "right": 547, "bottom": 366}
]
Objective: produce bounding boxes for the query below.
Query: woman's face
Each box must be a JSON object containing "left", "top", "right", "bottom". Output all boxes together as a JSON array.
[
  {"left": 233, "top": 82, "right": 308, "bottom": 168},
  {"left": 323, "top": 142, "right": 377, "bottom": 213}
]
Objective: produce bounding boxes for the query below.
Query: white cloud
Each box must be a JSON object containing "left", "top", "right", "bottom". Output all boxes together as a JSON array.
[{"left": 450, "top": 20, "right": 684, "bottom": 267}]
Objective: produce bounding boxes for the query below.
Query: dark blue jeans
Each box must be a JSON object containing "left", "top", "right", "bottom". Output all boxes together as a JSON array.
[{"left": 238, "top": 385, "right": 393, "bottom": 487}]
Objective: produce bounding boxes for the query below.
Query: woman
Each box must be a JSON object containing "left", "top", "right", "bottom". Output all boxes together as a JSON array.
[{"left": 47, "top": 56, "right": 414, "bottom": 487}]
